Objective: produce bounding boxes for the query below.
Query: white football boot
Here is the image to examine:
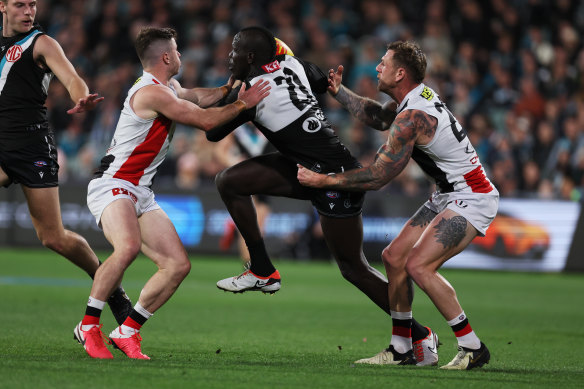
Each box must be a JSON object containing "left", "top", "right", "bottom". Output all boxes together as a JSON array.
[{"left": 217, "top": 269, "right": 281, "bottom": 294}]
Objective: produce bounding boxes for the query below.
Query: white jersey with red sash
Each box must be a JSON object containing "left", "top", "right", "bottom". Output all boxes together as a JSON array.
[
  {"left": 398, "top": 83, "right": 498, "bottom": 197},
  {"left": 96, "top": 71, "right": 176, "bottom": 187}
]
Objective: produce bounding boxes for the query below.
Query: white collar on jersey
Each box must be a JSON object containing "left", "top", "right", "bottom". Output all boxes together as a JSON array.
[{"left": 397, "top": 83, "right": 426, "bottom": 113}]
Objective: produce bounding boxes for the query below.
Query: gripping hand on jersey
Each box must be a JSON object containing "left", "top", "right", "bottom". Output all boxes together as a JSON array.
[
  {"left": 328, "top": 65, "right": 344, "bottom": 96},
  {"left": 67, "top": 94, "right": 105, "bottom": 114},
  {"left": 236, "top": 80, "right": 271, "bottom": 109},
  {"left": 297, "top": 164, "right": 328, "bottom": 188}
]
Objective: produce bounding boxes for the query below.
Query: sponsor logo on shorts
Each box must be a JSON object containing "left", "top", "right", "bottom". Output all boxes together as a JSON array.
[
  {"left": 112, "top": 187, "right": 138, "bottom": 203},
  {"left": 34, "top": 160, "right": 47, "bottom": 167},
  {"left": 326, "top": 191, "right": 339, "bottom": 199}
]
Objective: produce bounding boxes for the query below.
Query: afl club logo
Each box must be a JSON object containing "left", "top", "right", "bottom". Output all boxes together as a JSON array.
[{"left": 6, "top": 45, "right": 23, "bottom": 62}]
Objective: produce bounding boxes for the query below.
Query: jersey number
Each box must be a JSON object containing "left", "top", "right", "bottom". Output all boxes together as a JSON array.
[
  {"left": 274, "top": 68, "right": 317, "bottom": 111},
  {"left": 434, "top": 102, "right": 467, "bottom": 142}
]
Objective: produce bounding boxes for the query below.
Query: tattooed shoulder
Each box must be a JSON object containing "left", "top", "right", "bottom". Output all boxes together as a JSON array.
[{"left": 396, "top": 109, "right": 437, "bottom": 140}]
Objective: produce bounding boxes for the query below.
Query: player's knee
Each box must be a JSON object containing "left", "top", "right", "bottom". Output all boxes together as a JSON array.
[
  {"left": 215, "top": 169, "right": 231, "bottom": 194},
  {"left": 381, "top": 245, "right": 406, "bottom": 270},
  {"left": 170, "top": 258, "right": 191, "bottom": 282},
  {"left": 37, "top": 229, "right": 65, "bottom": 253},
  {"left": 114, "top": 243, "right": 141, "bottom": 267}
]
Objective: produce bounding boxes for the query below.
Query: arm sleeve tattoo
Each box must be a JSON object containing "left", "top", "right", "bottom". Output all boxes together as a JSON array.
[
  {"left": 335, "top": 86, "right": 395, "bottom": 131},
  {"left": 324, "top": 109, "right": 436, "bottom": 192}
]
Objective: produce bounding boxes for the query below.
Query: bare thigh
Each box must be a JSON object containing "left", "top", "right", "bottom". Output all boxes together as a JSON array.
[{"left": 138, "top": 209, "right": 189, "bottom": 268}]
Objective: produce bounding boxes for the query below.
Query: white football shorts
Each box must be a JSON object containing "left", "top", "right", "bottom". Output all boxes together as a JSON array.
[
  {"left": 424, "top": 191, "right": 499, "bottom": 236},
  {"left": 87, "top": 177, "right": 160, "bottom": 227}
]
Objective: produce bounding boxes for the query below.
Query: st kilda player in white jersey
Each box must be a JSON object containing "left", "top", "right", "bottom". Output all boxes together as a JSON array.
[
  {"left": 75, "top": 27, "right": 269, "bottom": 360},
  {"left": 402, "top": 83, "right": 497, "bottom": 201},
  {"left": 92, "top": 72, "right": 176, "bottom": 188},
  {"left": 298, "top": 41, "right": 498, "bottom": 369},
  {"left": 209, "top": 28, "right": 439, "bottom": 363}
]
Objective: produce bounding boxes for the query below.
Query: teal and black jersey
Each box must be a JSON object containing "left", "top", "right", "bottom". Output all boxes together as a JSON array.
[{"left": 0, "top": 24, "right": 53, "bottom": 150}]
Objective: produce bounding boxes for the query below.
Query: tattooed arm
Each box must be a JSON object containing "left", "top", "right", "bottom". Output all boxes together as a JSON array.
[
  {"left": 327, "top": 65, "right": 395, "bottom": 131},
  {"left": 297, "top": 109, "right": 437, "bottom": 191},
  {"left": 335, "top": 86, "right": 397, "bottom": 131}
]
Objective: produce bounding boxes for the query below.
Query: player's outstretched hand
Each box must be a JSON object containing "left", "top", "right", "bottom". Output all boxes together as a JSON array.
[
  {"left": 297, "top": 164, "right": 326, "bottom": 188},
  {"left": 237, "top": 80, "right": 270, "bottom": 108},
  {"left": 67, "top": 94, "right": 105, "bottom": 114},
  {"left": 328, "top": 65, "right": 344, "bottom": 96}
]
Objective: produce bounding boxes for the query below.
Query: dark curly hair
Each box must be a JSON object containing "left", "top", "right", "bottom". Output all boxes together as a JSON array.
[{"left": 387, "top": 41, "right": 427, "bottom": 84}]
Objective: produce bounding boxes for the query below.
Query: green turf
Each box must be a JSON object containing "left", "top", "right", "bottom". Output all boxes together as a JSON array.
[{"left": 0, "top": 248, "right": 583, "bottom": 388}]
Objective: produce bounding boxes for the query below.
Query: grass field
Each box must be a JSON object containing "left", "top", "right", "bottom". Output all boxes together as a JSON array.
[{"left": 1, "top": 248, "right": 583, "bottom": 388}]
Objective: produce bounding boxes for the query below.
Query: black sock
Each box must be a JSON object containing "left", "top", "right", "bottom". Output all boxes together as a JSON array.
[
  {"left": 411, "top": 318, "right": 429, "bottom": 342},
  {"left": 247, "top": 240, "right": 276, "bottom": 276}
]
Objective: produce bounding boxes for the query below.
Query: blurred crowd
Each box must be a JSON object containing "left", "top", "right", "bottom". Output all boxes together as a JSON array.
[{"left": 25, "top": 0, "right": 584, "bottom": 201}]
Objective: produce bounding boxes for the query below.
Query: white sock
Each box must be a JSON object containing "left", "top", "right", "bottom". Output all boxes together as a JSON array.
[
  {"left": 134, "top": 302, "right": 153, "bottom": 320},
  {"left": 447, "top": 311, "right": 481, "bottom": 350},
  {"left": 81, "top": 297, "right": 106, "bottom": 331},
  {"left": 390, "top": 310, "right": 413, "bottom": 354}
]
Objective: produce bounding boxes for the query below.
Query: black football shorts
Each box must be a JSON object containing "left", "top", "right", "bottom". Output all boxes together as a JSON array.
[
  {"left": 0, "top": 131, "right": 59, "bottom": 188},
  {"left": 311, "top": 187, "right": 365, "bottom": 218}
]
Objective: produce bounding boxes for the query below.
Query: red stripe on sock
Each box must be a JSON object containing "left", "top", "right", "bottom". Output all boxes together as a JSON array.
[
  {"left": 392, "top": 326, "right": 412, "bottom": 338},
  {"left": 454, "top": 324, "right": 473, "bottom": 337},
  {"left": 123, "top": 316, "right": 142, "bottom": 330},
  {"left": 81, "top": 315, "right": 100, "bottom": 326}
]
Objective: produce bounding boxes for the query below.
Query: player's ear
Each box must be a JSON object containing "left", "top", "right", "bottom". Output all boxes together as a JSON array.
[
  {"left": 396, "top": 67, "right": 406, "bottom": 82},
  {"left": 247, "top": 52, "right": 254, "bottom": 64},
  {"left": 162, "top": 52, "right": 170, "bottom": 65}
]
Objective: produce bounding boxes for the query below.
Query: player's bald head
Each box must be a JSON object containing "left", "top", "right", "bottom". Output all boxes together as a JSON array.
[{"left": 236, "top": 26, "right": 277, "bottom": 65}]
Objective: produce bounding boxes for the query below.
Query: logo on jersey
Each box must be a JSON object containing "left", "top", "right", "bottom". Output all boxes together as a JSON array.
[
  {"left": 344, "top": 199, "right": 351, "bottom": 208},
  {"left": 34, "top": 161, "right": 47, "bottom": 167},
  {"left": 302, "top": 117, "right": 321, "bottom": 133},
  {"left": 262, "top": 60, "right": 281, "bottom": 73},
  {"left": 455, "top": 200, "right": 468, "bottom": 208},
  {"left": 420, "top": 86, "right": 434, "bottom": 101},
  {"left": 326, "top": 191, "right": 339, "bottom": 199},
  {"left": 6, "top": 45, "right": 23, "bottom": 62}
]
